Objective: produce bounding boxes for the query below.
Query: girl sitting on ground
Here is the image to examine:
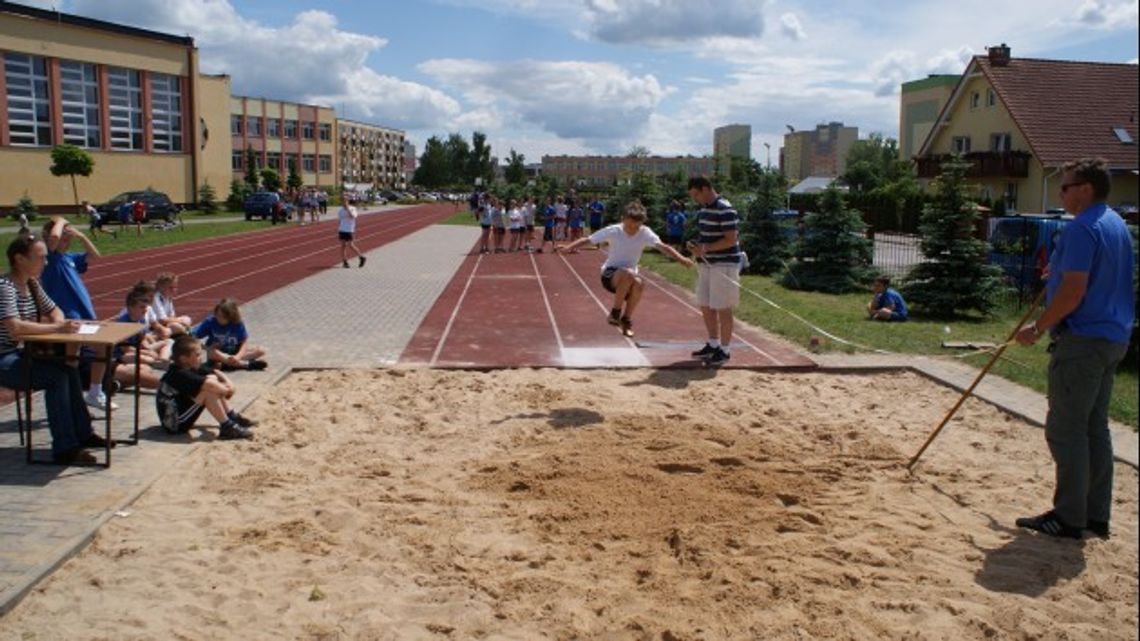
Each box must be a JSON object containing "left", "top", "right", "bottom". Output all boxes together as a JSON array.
[
  {"left": 193, "top": 298, "right": 268, "bottom": 371},
  {"left": 152, "top": 272, "right": 194, "bottom": 335}
]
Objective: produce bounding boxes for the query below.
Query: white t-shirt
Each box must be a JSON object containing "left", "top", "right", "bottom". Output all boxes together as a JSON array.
[
  {"left": 152, "top": 291, "right": 176, "bottom": 321},
  {"left": 508, "top": 208, "right": 524, "bottom": 229},
  {"left": 337, "top": 205, "right": 357, "bottom": 233},
  {"left": 589, "top": 224, "right": 661, "bottom": 273},
  {"left": 554, "top": 204, "right": 568, "bottom": 221}
]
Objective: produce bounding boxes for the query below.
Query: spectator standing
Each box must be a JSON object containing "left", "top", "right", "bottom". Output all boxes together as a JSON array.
[
  {"left": 687, "top": 177, "right": 742, "bottom": 366},
  {"left": 664, "top": 200, "right": 687, "bottom": 247}
]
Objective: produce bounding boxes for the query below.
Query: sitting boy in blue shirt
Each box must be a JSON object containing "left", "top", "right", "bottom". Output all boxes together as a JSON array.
[{"left": 867, "top": 276, "right": 908, "bottom": 321}]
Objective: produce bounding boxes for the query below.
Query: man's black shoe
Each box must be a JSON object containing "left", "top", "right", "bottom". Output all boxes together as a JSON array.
[
  {"left": 1015, "top": 510, "right": 1083, "bottom": 539},
  {"left": 82, "top": 433, "right": 117, "bottom": 449},
  {"left": 231, "top": 413, "right": 258, "bottom": 428},
  {"left": 218, "top": 424, "right": 254, "bottom": 440},
  {"left": 1085, "top": 519, "right": 1110, "bottom": 539},
  {"left": 691, "top": 343, "right": 717, "bottom": 358},
  {"left": 52, "top": 448, "right": 98, "bottom": 465},
  {"left": 704, "top": 347, "right": 730, "bottom": 366}
]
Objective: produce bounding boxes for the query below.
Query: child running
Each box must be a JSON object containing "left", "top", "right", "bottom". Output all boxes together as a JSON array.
[
  {"left": 557, "top": 201, "right": 693, "bottom": 337},
  {"left": 338, "top": 197, "right": 366, "bottom": 268},
  {"left": 156, "top": 334, "right": 256, "bottom": 439},
  {"left": 194, "top": 298, "right": 268, "bottom": 371}
]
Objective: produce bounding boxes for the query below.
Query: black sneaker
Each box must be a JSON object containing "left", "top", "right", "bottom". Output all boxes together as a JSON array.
[
  {"left": 231, "top": 413, "right": 258, "bottom": 428},
  {"left": 218, "top": 424, "right": 254, "bottom": 440},
  {"left": 1015, "top": 510, "right": 1082, "bottom": 539},
  {"left": 1085, "top": 519, "right": 1110, "bottom": 539},
  {"left": 342, "top": 260, "right": 350, "bottom": 269},
  {"left": 359, "top": 255, "right": 367, "bottom": 268},
  {"left": 704, "top": 347, "right": 730, "bottom": 367},
  {"left": 607, "top": 309, "right": 621, "bottom": 326},
  {"left": 691, "top": 343, "right": 718, "bottom": 358},
  {"left": 246, "top": 359, "right": 268, "bottom": 371},
  {"left": 620, "top": 317, "right": 634, "bottom": 337}
]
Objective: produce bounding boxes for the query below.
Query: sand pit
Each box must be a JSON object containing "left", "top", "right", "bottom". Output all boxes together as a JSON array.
[{"left": 1, "top": 368, "right": 1136, "bottom": 640}]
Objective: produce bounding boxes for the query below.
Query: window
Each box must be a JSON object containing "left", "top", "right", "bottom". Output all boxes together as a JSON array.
[
  {"left": 1004, "top": 182, "right": 1018, "bottom": 212},
  {"left": 231, "top": 150, "right": 243, "bottom": 171},
  {"left": 267, "top": 118, "right": 280, "bottom": 138},
  {"left": 952, "top": 136, "right": 971, "bottom": 153},
  {"left": 302, "top": 153, "right": 315, "bottom": 172},
  {"left": 302, "top": 121, "right": 314, "bottom": 140},
  {"left": 59, "top": 60, "right": 101, "bottom": 148},
  {"left": 319, "top": 123, "right": 331, "bottom": 141},
  {"left": 969, "top": 92, "right": 980, "bottom": 109},
  {"left": 987, "top": 88, "right": 997, "bottom": 108},
  {"left": 266, "top": 151, "right": 281, "bottom": 171},
  {"left": 150, "top": 73, "right": 182, "bottom": 152},
  {"left": 246, "top": 116, "right": 261, "bottom": 137},
  {"left": 4, "top": 53, "right": 52, "bottom": 146},
  {"left": 1114, "top": 127, "right": 1134, "bottom": 144},
  {"left": 990, "top": 133, "right": 1012, "bottom": 152},
  {"left": 319, "top": 154, "right": 331, "bottom": 173},
  {"left": 231, "top": 114, "right": 243, "bottom": 136},
  {"left": 107, "top": 67, "right": 143, "bottom": 150},
  {"left": 284, "top": 119, "right": 297, "bottom": 139}
]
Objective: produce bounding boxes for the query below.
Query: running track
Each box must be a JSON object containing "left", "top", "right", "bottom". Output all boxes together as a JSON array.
[
  {"left": 401, "top": 244, "right": 815, "bottom": 369},
  {"left": 82, "top": 204, "right": 459, "bottom": 320}
]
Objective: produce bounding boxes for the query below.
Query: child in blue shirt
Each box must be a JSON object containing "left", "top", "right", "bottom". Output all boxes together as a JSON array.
[
  {"left": 194, "top": 298, "right": 268, "bottom": 371},
  {"left": 664, "top": 200, "right": 687, "bottom": 246},
  {"left": 867, "top": 276, "right": 908, "bottom": 321}
]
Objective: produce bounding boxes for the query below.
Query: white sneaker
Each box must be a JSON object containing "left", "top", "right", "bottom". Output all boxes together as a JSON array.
[{"left": 84, "top": 391, "right": 119, "bottom": 411}]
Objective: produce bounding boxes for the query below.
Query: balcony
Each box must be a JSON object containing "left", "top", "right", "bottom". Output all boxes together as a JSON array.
[{"left": 915, "top": 150, "right": 1031, "bottom": 179}]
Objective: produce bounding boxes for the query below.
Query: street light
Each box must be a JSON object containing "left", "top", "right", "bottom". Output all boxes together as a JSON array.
[{"left": 763, "top": 142, "right": 771, "bottom": 170}]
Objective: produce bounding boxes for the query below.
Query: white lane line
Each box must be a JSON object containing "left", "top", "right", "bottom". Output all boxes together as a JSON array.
[
  {"left": 554, "top": 251, "right": 639, "bottom": 349},
  {"left": 430, "top": 253, "right": 484, "bottom": 367},
  {"left": 530, "top": 253, "right": 566, "bottom": 359}
]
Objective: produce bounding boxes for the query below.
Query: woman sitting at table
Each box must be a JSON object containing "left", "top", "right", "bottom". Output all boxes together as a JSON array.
[{"left": 0, "top": 234, "right": 103, "bottom": 465}]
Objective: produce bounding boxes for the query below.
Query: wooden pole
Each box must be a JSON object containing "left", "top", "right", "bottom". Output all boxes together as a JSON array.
[{"left": 906, "top": 289, "right": 1046, "bottom": 472}]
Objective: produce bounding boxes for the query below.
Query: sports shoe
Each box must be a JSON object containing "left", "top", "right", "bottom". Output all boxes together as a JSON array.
[
  {"left": 218, "top": 423, "right": 254, "bottom": 440},
  {"left": 620, "top": 317, "right": 634, "bottom": 337},
  {"left": 607, "top": 309, "right": 621, "bottom": 326},
  {"left": 246, "top": 359, "right": 268, "bottom": 371},
  {"left": 342, "top": 260, "right": 350, "bottom": 269},
  {"left": 704, "top": 347, "right": 730, "bottom": 367},
  {"left": 1085, "top": 519, "right": 1110, "bottom": 539},
  {"left": 84, "top": 391, "right": 119, "bottom": 411},
  {"left": 1015, "top": 510, "right": 1082, "bottom": 539},
  {"left": 691, "top": 343, "right": 718, "bottom": 358},
  {"left": 359, "top": 255, "right": 367, "bottom": 268},
  {"left": 230, "top": 413, "right": 258, "bottom": 428}
]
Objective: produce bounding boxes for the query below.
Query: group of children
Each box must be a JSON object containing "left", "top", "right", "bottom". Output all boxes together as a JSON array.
[
  {"left": 38, "top": 216, "right": 268, "bottom": 441},
  {"left": 473, "top": 193, "right": 607, "bottom": 255}
]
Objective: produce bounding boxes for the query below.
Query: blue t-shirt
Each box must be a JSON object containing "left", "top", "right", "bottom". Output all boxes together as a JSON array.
[
  {"left": 1046, "top": 204, "right": 1135, "bottom": 343},
  {"left": 588, "top": 201, "right": 604, "bottom": 227},
  {"left": 193, "top": 315, "right": 250, "bottom": 354},
  {"left": 665, "top": 210, "right": 687, "bottom": 237},
  {"left": 568, "top": 207, "right": 584, "bottom": 229},
  {"left": 873, "top": 288, "right": 908, "bottom": 321},
  {"left": 544, "top": 206, "right": 556, "bottom": 229},
  {"left": 40, "top": 252, "right": 96, "bottom": 321}
]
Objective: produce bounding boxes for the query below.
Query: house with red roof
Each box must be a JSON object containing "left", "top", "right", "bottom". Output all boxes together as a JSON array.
[{"left": 914, "top": 44, "right": 1138, "bottom": 214}]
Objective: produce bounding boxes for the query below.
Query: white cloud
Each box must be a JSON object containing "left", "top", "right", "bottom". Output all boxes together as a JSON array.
[
  {"left": 69, "top": 0, "right": 458, "bottom": 129},
  {"left": 419, "top": 58, "right": 668, "bottom": 142},
  {"left": 1074, "top": 0, "right": 1140, "bottom": 27},
  {"left": 584, "top": 0, "right": 764, "bottom": 45},
  {"left": 779, "top": 13, "right": 806, "bottom": 41}
]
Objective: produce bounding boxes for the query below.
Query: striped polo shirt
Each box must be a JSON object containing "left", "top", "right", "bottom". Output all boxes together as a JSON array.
[
  {"left": 696, "top": 196, "right": 741, "bottom": 265},
  {"left": 0, "top": 276, "right": 57, "bottom": 353}
]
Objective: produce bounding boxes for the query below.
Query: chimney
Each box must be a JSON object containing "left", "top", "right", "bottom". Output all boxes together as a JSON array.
[{"left": 987, "top": 43, "right": 1011, "bottom": 66}]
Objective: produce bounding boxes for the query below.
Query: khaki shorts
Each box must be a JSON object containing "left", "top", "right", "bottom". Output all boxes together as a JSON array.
[{"left": 696, "top": 263, "right": 740, "bottom": 309}]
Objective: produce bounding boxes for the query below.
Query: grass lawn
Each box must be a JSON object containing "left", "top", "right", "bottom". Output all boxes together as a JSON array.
[
  {"left": 439, "top": 209, "right": 479, "bottom": 226},
  {"left": 642, "top": 253, "right": 1139, "bottom": 427},
  {"left": 3, "top": 212, "right": 265, "bottom": 257}
]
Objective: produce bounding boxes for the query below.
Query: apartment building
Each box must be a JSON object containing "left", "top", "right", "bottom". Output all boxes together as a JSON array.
[
  {"left": 337, "top": 118, "right": 405, "bottom": 190},
  {"left": 780, "top": 121, "right": 858, "bottom": 184},
  {"left": 541, "top": 155, "right": 715, "bottom": 188}
]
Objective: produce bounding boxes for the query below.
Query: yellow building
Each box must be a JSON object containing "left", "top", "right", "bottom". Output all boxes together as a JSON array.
[
  {"left": 898, "top": 74, "right": 957, "bottom": 161},
  {"left": 231, "top": 96, "right": 336, "bottom": 189},
  {"left": 337, "top": 118, "right": 406, "bottom": 190},
  {"left": 780, "top": 122, "right": 858, "bottom": 184},
  {"left": 713, "top": 124, "right": 751, "bottom": 166},
  {"left": 0, "top": 1, "right": 220, "bottom": 211},
  {"left": 915, "top": 45, "right": 1138, "bottom": 213}
]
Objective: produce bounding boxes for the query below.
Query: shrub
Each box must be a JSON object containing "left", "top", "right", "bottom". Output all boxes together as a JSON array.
[{"left": 781, "top": 186, "right": 875, "bottom": 293}]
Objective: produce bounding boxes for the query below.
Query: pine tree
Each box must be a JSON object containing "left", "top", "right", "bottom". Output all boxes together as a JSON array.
[
  {"left": 226, "top": 178, "right": 250, "bottom": 211},
  {"left": 782, "top": 186, "right": 874, "bottom": 293},
  {"left": 198, "top": 182, "right": 219, "bottom": 214},
  {"left": 901, "top": 158, "right": 1008, "bottom": 317},
  {"left": 739, "top": 170, "right": 790, "bottom": 275},
  {"left": 244, "top": 147, "right": 260, "bottom": 191}
]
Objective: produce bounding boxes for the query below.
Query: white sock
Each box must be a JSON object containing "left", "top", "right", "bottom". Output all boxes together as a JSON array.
[
  {"left": 88, "top": 383, "right": 102, "bottom": 397},
  {"left": 708, "top": 339, "right": 720, "bottom": 348},
  {"left": 721, "top": 343, "right": 731, "bottom": 354}
]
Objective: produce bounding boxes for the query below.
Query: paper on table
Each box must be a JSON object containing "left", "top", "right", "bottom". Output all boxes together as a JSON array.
[{"left": 77, "top": 323, "right": 101, "bottom": 335}]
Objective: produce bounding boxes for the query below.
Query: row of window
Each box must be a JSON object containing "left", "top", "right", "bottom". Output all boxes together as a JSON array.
[
  {"left": 231, "top": 150, "right": 332, "bottom": 174},
  {"left": 232, "top": 115, "right": 331, "bottom": 142},
  {"left": 547, "top": 161, "right": 713, "bottom": 173},
  {"left": 969, "top": 88, "right": 998, "bottom": 110},
  {"left": 4, "top": 52, "right": 182, "bottom": 151},
  {"left": 951, "top": 133, "right": 1013, "bottom": 154}
]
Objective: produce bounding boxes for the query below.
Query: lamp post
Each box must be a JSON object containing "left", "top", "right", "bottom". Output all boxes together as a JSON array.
[{"left": 763, "top": 142, "right": 771, "bottom": 170}]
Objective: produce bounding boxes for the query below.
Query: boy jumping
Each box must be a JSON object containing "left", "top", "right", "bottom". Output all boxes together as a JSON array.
[{"left": 558, "top": 201, "right": 693, "bottom": 337}]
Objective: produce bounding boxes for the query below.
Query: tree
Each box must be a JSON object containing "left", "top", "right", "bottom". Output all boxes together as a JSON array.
[
  {"left": 226, "top": 178, "right": 251, "bottom": 211},
  {"left": 198, "top": 182, "right": 219, "bottom": 214},
  {"left": 286, "top": 160, "right": 303, "bottom": 191},
  {"left": 414, "top": 136, "right": 449, "bottom": 188},
  {"left": 606, "top": 170, "right": 665, "bottom": 232},
  {"left": 628, "top": 145, "right": 651, "bottom": 158},
  {"left": 901, "top": 158, "right": 1008, "bottom": 317},
  {"left": 443, "top": 133, "right": 471, "bottom": 187},
  {"left": 260, "top": 168, "right": 282, "bottom": 193},
  {"left": 782, "top": 186, "right": 874, "bottom": 293},
  {"left": 49, "top": 144, "right": 95, "bottom": 212},
  {"left": 840, "top": 133, "right": 903, "bottom": 194},
  {"left": 243, "top": 147, "right": 260, "bottom": 191},
  {"left": 467, "top": 131, "right": 494, "bottom": 186},
  {"left": 504, "top": 149, "right": 527, "bottom": 185},
  {"left": 739, "top": 169, "right": 791, "bottom": 275},
  {"left": 12, "top": 193, "right": 38, "bottom": 222}
]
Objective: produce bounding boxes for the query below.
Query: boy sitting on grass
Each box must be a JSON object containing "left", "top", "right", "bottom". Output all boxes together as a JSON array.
[
  {"left": 866, "top": 276, "right": 909, "bottom": 322},
  {"left": 157, "top": 335, "right": 256, "bottom": 439}
]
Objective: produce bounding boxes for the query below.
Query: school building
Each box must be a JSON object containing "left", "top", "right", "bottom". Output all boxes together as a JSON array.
[{"left": 230, "top": 95, "right": 337, "bottom": 189}]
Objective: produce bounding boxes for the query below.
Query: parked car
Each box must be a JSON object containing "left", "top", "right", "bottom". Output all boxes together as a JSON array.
[
  {"left": 243, "top": 191, "right": 289, "bottom": 221},
  {"left": 987, "top": 213, "right": 1072, "bottom": 293},
  {"left": 96, "top": 190, "right": 179, "bottom": 223}
]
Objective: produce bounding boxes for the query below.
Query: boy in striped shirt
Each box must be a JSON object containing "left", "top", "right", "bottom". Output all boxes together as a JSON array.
[{"left": 686, "top": 176, "right": 742, "bottom": 366}]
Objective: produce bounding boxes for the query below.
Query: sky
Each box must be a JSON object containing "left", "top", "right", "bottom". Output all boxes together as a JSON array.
[{"left": 17, "top": 0, "right": 1140, "bottom": 165}]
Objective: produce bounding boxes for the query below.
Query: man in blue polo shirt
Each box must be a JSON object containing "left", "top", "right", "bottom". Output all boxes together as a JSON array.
[{"left": 1014, "top": 157, "right": 1135, "bottom": 540}]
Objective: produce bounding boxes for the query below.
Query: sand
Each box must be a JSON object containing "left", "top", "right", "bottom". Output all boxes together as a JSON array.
[{"left": 1, "top": 368, "right": 1136, "bottom": 641}]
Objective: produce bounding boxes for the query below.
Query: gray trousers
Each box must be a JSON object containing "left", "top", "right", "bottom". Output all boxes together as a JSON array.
[{"left": 1045, "top": 333, "right": 1128, "bottom": 527}]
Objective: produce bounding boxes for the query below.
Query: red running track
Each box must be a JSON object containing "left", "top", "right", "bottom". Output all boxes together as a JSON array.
[
  {"left": 81, "top": 204, "right": 459, "bottom": 320},
  {"left": 401, "top": 243, "right": 815, "bottom": 370}
]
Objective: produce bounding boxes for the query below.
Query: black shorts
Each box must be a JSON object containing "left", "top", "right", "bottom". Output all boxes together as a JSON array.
[
  {"left": 601, "top": 266, "right": 620, "bottom": 293},
  {"left": 338, "top": 231, "right": 354, "bottom": 242},
  {"left": 543, "top": 227, "right": 554, "bottom": 241},
  {"left": 480, "top": 223, "right": 491, "bottom": 230}
]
